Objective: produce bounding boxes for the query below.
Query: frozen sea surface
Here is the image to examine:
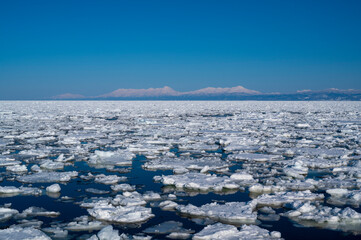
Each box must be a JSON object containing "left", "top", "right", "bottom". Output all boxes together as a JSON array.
[{"left": 0, "top": 101, "right": 360, "bottom": 239}]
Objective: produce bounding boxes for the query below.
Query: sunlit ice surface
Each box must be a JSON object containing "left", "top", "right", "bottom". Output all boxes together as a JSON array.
[{"left": 0, "top": 101, "right": 360, "bottom": 239}]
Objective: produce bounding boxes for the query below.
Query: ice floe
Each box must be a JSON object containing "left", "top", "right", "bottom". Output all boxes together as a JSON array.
[
  {"left": 88, "top": 202, "right": 154, "bottom": 224},
  {"left": 158, "top": 200, "right": 178, "bottom": 210},
  {"left": 284, "top": 201, "right": 361, "bottom": 234},
  {"left": 89, "top": 150, "right": 134, "bottom": 168},
  {"left": 0, "top": 186, "right": 42, "bottom": 197},
  {"left": 193, "top": 223, "right": 282, "bottom": 240},
  {"left": 46, "top": 184, "right": 61, "bottom": 193},
  {"left": 176, "top": 201, "right": 257, "bottom": 224},
  {"left": 143, "top": 156, "right": 230, "bottom": 173},
  {"left": 94, "top": 174, "right": 126, "bottom": 185},
  {"left": 228, "top": 153, "right": 282, "bottom": 162},
  {"left": 42, "top": 227, "right": 68, "bottom": 238},
  {"left": 112, "top": 191, "right": 147, "bottom": 206},
  {"left": 87, "top": 225, "right": 122, "bottom": 240},
  {"left": 111, "top": 183, "right": 136, "bottom": 192},
  {"left": 17, "top": 171, "right": 78, "bottom": 183},
  {"left": 6, "top": 164, "right": 27, "bottom": 173},
  {"left": 0, "top": 227, "right": 51, "bottom": 240},
  {"left": 0, "top": 207, "right": 19, "bottom": 221},
  {"left": 40, "top": 160, "right": 64, "bottom": 170},
  {"left": 17, "top": 206, "right": 60, "bottom": 218},
  {"left": 0, "top": 157, "right": 21, "bottom": 167},
  {"left": 255, "top": 191, "right": 324, "bottom": 207},
  {"left": 65, "top": 215, "right": 107, "bottom": 231},
  {"left": 156, "top": 172, "right": 246, "bottom": 192},
  {"left": 143, "top": 221, "right": 193, "bottom": 236},
  {"left": 326, "top": 189, "right": 361, "bottom": 207}
]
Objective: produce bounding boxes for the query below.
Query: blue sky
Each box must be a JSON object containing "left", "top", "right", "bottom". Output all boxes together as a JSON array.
[{"left": 1, "top": 0, "right": 361, "bottom": 99}]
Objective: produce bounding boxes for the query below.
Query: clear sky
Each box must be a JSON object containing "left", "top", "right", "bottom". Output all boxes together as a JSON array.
[{"left": 1, "top": 0, "right": 361, "bottom": 99}]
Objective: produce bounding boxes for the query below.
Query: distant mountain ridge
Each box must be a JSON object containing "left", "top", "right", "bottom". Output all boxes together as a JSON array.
[
  {"left": 97, "top": 86, "right": 261, "bottom": 98},
  {"left": 52, "top": 93, "right": 85, "bottom": 100},
  {"left": 184, "top": 86, "right": 260, "bottom": 95},
  {"left": 100, "top": 86, "right": 181, "bottom": 98},
  {"left": 52, "top": 86, "right": 361, "bottom": 101}
]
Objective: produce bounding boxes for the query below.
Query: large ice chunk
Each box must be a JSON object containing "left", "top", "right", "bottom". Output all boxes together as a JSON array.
[
  {"left": 143, "top": 156, "right": 230, "bottom": 173},
  {"left": 94, "top": 174, "right": 126, "bottom": 185},
  {"left": 18, "top": 206, "right": 60, "bottom": 218},
  {"left": 88, "top": 202, "right": 154, "bottom": 224},
  {"left": 17, "top": 171, "right": 78, "bottom": 183},
  {"left": 46, "top": 184, "right": 61, "bottom": 193},
  {"left": 176, "top": 201, "right": 257, "bottom": 224},
  {"left": 0, "top": 186, "right": 42, "bottom": 197},
  {"left": 89, "top": 150, "right": 134, "bottom": 168},
  {"left": 156, "top": 172, "right": 244, "bottom": 192},
  {"left": 40, "top": 160, "right": 64, "bottom": 170},
  {"left": 0, "top": 227, "right": 51, "bottom": 240},
  {"left": 284, "top": 201, "right": 361, "bottom": 234},
  {"left": 327, "top": 189, "right": 361, "bottom": 207},
  {"left": 0, "top": 207, "right": 19, "bottom": 221},
  {"left": 255, "top": 191, "right": 324, "bottom": 207},
  {"left": 65, "top": 215, "right": 107, "bottom": 231},
  {"left": 112, "top": 191, "right": 146, "bottom": 207},
  {"left": 6, "top": 164, "right": 27, "bottom": 173},
  {"left": 228, "top": 153, "right": 282, "bottom": 162},
  {"left": 0, "top": 157, "right": 21, "bottom": 167},
  {"left": 87, "top": 225, "right": 121, "bottom": 240},
  {"left": 143, "top": 221, "right": 193, "bottom": 235},
  {"left": 193, "top": 223, "right": 282, "bottom": 240}
]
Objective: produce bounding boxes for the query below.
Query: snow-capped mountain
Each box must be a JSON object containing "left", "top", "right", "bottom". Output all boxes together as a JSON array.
[{"left": 52, "top": 86, "right": 361, "bottom": 100}]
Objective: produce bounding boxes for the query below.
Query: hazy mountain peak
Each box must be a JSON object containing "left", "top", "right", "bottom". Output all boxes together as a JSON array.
[
  {"left": 297, "top": 89, "right": 312, "bottom": 93},
  {"left": 52, "top": 93, "right": 85, "bottom": 99},
  {"left": 185, "top": 86, "right": 260, "bottom": 95},
  {"left": 100, "top": 86, "right": 181, "bottom": 98}
]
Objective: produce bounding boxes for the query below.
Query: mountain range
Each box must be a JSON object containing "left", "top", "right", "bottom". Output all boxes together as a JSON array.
[{"left": 52, "top": 86, "right": 361, "bottom": 101}]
